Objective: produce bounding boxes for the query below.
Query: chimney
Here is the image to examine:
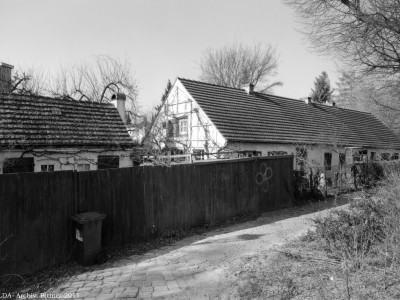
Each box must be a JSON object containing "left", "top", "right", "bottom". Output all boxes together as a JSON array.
[
  {"left": 244, "top": 83, "right": 255, "bottom": 95},
  {"left": 332, "top": 101, "right": 336, "bottom": 107},
  {"left": 111, "top": 93, "right": 127, "bottom": 124},
  {"left": 0, "top": 62, "right": 14, "bottom": 93},
  {"left": 305, "top": 97, "right": 311, "bottom": 104}
]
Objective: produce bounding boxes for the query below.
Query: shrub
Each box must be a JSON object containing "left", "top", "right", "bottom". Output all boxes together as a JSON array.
[
  {"left": 361, "top": 162, "right": 385, "bottom": 188},
  {"left": 313, "top": 196, "right": 388, "bottom": 263},
  {"left": 313, "top": 171, "right": 400, "bottom": 269},
  {"left": 293, "top": 170, "right": 310, "bottom": 205},
  {"left": 293, "top": 170, "right": 325, "bottom": 205}
]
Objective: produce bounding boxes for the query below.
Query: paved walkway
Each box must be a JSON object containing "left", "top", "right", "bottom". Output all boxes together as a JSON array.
[{"left": 46, "top": 196, "right": 354, "bottom": 299}]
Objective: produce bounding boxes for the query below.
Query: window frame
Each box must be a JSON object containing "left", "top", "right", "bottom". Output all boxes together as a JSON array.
[
  {"left": 179, "top": 118, "right": 188, "bottom": 136},
  {"left": 324, "top": 152, "right": 332, "bottom": 170},
  {"left": 339, "top": 153, "right": 346, "bottom": 166},
  {"left": 77, "top": 163, "right": 90, "bottom": 172},
  {"left": 41, "top": 164, "right": 55, "bottom": 172}
]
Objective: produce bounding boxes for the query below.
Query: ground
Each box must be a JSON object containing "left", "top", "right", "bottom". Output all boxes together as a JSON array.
[{"left": 11, "top": 195, "right": 357, "bottom": 300}]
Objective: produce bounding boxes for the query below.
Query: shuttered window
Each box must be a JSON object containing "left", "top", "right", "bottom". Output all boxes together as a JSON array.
[{"left": 97, "top": 156, "right": 119, "bottom": 169}]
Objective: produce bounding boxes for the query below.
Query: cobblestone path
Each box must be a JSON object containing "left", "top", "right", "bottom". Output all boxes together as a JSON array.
[{"left": 46, "top": 196, "right": 354, "bottom": 299}]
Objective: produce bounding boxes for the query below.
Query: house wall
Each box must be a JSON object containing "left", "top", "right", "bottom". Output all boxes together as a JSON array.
[
  {"left": 229, "top": 142, "right": 400, "bottom": 173},
  {"left": 153, "top": 80, "right": 227, "bottom": 155},
  {"left": 228, "top": 142, "right": 336, "bottom": 169},
  {"left": 0, "top": 149, "right": 133, "bottom": 174}
]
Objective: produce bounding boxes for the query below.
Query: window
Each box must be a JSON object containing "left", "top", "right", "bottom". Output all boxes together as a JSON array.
[
  {"left": 3, "top": 158, "right": 34, "bottom": 174},
  {"left": 98, "top": 155, "right": 119, "bottom": 169},
  {"left": 41, "top": 164, "right": 54, "bottom": 172},
  {"left": 354, "top": 149, "right": 368, "bottom": 162},
  {"left": 179, "top": 119, "right": 188, "bottom": 135},
  {"left": 77, "top": 164, "right": 90, "bottom": 172},
  {"left": 370, "top": 152, "right": 376, "bottom": 161},
  {"left": 166, "top": 120, "right": 174, "bottom": 138},
  {"left": 381, "top": 153, "right": 391, "bottom": 161},
  {"left": 391, "top": 153, "right": 399, "bottom": 160},
  {"left": 339, "top": 153, "right": 346, "bottom": 166},
  {"left": 238, "top": 150, "right": 261, "bottom": 158},
  {"left": 268, "top": 151, "right": 288, "bottom": 156},
  {"left": 324, "top": 152, "right": 332, "bottom": 170}
]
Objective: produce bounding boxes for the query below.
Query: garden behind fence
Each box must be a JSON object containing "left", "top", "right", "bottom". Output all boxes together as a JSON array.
[{"left": 294, "top": 161, "right": 400, "bottom": 200}]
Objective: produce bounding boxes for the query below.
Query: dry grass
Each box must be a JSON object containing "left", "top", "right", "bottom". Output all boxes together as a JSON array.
[{"left": 238, "top": 173, "right": 400, "bottom": 299}]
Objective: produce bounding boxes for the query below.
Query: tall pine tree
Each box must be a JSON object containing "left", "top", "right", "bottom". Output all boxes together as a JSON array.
[{"left": 310, "top": 71, "right": 334, "bottom": 103}]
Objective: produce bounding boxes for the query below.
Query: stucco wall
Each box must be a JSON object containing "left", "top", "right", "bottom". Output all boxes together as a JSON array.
[
  {"left": 0, "top": 149, "right": 133, "bottom": 174},
  {"left": 229, "top": 142, "right": 400, "bottom": 171}
]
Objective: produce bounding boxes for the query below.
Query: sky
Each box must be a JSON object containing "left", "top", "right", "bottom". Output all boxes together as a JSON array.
[{"left": 0, "top": 0, "right": 338, "bottom": 111}]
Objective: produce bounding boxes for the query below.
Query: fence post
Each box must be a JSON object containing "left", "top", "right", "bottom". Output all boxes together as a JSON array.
[{"left": 73, "top": 171, "right": 78, "bottom": 212}]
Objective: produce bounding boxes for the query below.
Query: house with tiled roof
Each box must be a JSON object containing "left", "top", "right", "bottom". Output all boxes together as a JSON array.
[
  {"left": 0, "top": 93, "right": 135, "bottom": 174},
  {"left": 152, "top": 77, "right": 400, "bottom": 171}
]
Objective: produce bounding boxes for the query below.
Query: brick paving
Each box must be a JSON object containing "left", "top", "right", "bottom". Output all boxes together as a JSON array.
[{"left": 45, "top": 196, "right": 354, "bottom": 299}]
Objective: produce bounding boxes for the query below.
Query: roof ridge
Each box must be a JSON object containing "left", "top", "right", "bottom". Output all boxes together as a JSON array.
[
  {"left": 254, "top": 92, "right": 301, "bottom": 102},
  {"left": 0, "top": 92, "right": 114, "bottom": 107},
  {"left": 177, "top": 77, "right": 246, "bottom": 92},
  {"left": 313, "top": 102, "right": 372, "bottom": 115},
  {"left": 254, "top": 92, "right": 372, "bottom": 115}
]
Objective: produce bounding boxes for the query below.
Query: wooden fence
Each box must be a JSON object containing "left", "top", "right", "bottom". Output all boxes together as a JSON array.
[{"left": 0, "top": 155, "right": 293, "bottom": 276}]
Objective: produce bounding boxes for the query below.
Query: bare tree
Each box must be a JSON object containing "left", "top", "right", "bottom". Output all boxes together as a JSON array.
[
  {"left": 199, "top": 42, "right": 282, "bottom": 93},
  {"left": 335, "top": 69, "right": 400, "bottom": 134},
  {"left": 11, "top": 66, "right": 48, "bottom": 96},
  {"left": 8, "top": 56, "right": 139, "bottom": 114},
  {"left": 50, "top": 55, "right": 138, "bottom": 109},
  {"left": 285, "top": 0, "right": 400, "bottom": 76}
]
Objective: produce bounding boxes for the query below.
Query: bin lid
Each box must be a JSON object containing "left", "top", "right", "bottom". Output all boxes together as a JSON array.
[{"left": 71, "top": 212, "right": 106, "bottom": 224}]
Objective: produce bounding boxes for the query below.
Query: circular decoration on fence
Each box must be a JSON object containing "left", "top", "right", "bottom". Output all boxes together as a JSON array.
[{"left": 256, "top": 163, "right": 273, "bottom": 192}]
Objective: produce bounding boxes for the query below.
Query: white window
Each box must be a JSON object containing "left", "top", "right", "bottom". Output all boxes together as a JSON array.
[
  {"left": 179, "top": 119, "right": 188, "bottom": 135},
  {"left": 77, "top": 164, "right": 90, "bottom": 172},
  {"left": 41, "top": 164, "right": 54, "bottom": 172}
]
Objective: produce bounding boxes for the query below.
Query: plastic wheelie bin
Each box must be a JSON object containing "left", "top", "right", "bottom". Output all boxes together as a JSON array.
[{"left": 71, "top": 212, "right": 106, "bottom": 265}]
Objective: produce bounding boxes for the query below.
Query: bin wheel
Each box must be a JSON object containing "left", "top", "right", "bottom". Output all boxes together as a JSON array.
[{"left": 95, "top": 250, "right": 108, "bottom": 264}]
